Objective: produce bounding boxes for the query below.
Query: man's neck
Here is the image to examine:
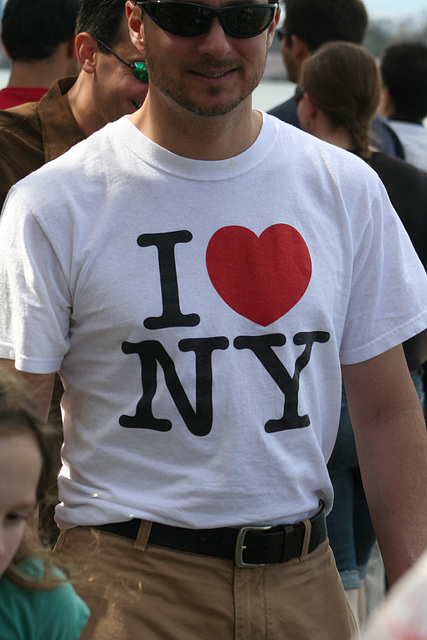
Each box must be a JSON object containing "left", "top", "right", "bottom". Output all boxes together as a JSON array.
[
  {"left": 129, "top": 92, "right": 263, "bottom": 161},
  {"left": 7, "top": 45, "right": 76, "bottom": 89},
  {"left": 7, "top": 61, "right": 53, "bottom": 89},
  {"left": 65, "top": 74, "right": 103, "bottom": 137}
]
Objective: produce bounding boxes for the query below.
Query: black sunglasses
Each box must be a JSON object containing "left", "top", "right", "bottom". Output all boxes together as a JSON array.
[
  {"left": 137, "top": 1, "right": 279, "bottom": 38},
  {"left": 294, "top": 85, "right": 305, "bottom": 105},
  {"left": 95, "top": 38, "right": 149, "bottom": 83}
]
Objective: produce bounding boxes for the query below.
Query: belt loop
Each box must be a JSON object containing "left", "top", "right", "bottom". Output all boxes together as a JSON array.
[
  {"left": 300, "top": 518, "right": 312, "bottom": 557},
  {"left": 134, "top": 520, "right": 152, "bottom": 551}
]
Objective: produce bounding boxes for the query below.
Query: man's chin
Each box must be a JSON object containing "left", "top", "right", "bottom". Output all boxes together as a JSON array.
[{"left": 174, "top": 88, "right": 255, "bottom": 118}]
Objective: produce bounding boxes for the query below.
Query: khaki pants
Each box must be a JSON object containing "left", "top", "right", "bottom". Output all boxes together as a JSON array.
[{"left": 55, "top": 524, "right": 357, "bottom": 640}]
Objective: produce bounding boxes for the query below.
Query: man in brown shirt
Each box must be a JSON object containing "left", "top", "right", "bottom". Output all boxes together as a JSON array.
[{"left": 0, "top": 0, "right": 149, "bottom": 208}]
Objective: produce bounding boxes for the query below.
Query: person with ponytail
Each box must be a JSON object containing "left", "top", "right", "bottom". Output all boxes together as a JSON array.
[{"left": 297, "top": 41, "right": 427, "bottom": 629}]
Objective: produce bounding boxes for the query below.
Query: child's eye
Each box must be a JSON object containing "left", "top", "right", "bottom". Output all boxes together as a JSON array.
[{"left": 5, "top": 512, "right": 30, "bottom": 524}]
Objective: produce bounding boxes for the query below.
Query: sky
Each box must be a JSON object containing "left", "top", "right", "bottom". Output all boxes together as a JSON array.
[{"left": 364, "top": 0, "right": 427, "bottom": 20}]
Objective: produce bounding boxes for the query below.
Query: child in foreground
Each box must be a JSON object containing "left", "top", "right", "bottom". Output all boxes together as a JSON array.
[{"left": 0, "top": 367, "right": 89, "bottom": 639}]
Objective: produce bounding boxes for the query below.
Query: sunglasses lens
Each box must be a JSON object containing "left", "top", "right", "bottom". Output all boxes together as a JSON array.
[
  {"left": 141, "top": 3, "right": 276, "bottom": 38},
  {"left": 147, "top": 3, "right": 210, "bottom": 36},
  {"left": 133, "top": 61, "right": 149, "bottom": 83},
  {"left": 223, "top": 6, "right": 275, "bottom": 38}
]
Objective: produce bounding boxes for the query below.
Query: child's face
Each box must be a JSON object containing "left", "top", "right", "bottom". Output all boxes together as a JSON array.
[{"left": 0, "top": 431, "right": 42, "bottom": 577}]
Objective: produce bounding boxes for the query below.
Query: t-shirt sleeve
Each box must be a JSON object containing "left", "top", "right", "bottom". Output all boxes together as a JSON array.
[
  {"left": 0, "top": 187, "right": 71, "bottom": 373},
  {"left": 340, "top": 178, "right": 427, "bottom": 364}
]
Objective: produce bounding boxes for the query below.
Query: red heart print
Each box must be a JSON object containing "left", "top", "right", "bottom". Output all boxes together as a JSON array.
[{"left": 206, "top": 224, "right": 312, "bottom": 326}]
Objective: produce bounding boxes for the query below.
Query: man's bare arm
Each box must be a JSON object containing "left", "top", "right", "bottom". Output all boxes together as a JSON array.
[
  {"left": 0, "top": 358, "right": 55, "bottom": 422},
  {"left": 342, "top": 344, "right": 427, "bottom": 586}
]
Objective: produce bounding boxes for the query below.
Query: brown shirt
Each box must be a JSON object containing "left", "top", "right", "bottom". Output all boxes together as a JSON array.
[{"left": 0, "top": 76, "right": 86, "bottom": 208}]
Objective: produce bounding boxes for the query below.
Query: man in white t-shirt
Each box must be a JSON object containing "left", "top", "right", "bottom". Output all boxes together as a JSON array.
[
  {"left": 380, "top": 41, "right": 427, "bottom": 171},
  {"left": 0, "top": 2, "right": 426, "bottom": 639}
]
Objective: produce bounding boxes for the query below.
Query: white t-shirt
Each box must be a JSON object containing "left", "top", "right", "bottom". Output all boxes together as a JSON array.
[
  {"left": 388, "top": 120, "right": 427, "bottom": 171},
  {"left": 0, "top": 114, "right": 426, "bottom": 530}
]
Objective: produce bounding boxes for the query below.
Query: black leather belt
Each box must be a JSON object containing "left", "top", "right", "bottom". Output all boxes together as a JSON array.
[{"left": 93, "top": 503, "right": 326, "bottom": 568}]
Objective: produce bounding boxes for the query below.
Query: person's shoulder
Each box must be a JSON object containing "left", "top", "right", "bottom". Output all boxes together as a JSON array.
[
  {"left": 265, "top": 114, "right": 380, "bottom": 195},
  {"left": 0, "top": 78, "right": 74, "bottom": 134},
  {"left": 25, "top": 560, "right": 90, "bottom": 640},
  {"left": 0, "top": 87, "right": 47, "bottom": 110},
  {"left": 0, "top": 100, "right": 40, "bottom": 130},
  {"left": 388, "top": 119, "right": 426, "bottom": 135},
  {"left": 0, "top": 104, "right": 46, "bottom": 185},
  {"left": 0, "top": 560, "right": 90, "bottom": 640},
  {"left": 269, "top": 114, "right": 368, "bottom": 163},
  {"left": 0, "top": 99, "right": 43, "bottom": 159},
  {"left": 268, "top": 97, "right": 300, "bottom": 127},
  {"left": 370, "top": 149, "right": 414, "bottom": 169},
  {"left": 0, "top": 101, "right": 45, "bottom": 206},
  {"left": 370, "top": 150, "right": 427, "bottom": 186},
  {"left": 370, "top": 113, "right": 405, "bottom": 158},
  {"left": 11, "top": 117, "right": 125, "bottom": 203},
  {"left": 34, "top": 576, "right": 90, "bottom": 632},
  {"left": 5, "top": 557, "right": 67, "bottom": 585},
  {"left": 27, "top": 117, "right": 118, "bottom": 168}
]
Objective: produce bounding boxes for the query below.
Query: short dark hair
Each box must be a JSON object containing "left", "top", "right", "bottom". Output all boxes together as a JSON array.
[
  {"left": 1, "top": 0, "right": 80, "bottom": 61},
  {"left": 380, "top": 42, "right": 427, "bottom": 123},
  {"left": 76, "top": 0, "right": 128, "bottom": 48},
  {"left": 283, "top": 0, "right": 368, "bottom": 52}
]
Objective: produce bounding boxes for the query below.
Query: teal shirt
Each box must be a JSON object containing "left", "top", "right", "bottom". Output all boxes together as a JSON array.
[{"left": 0, "top": 560, "right": 89, "bottom": 640}]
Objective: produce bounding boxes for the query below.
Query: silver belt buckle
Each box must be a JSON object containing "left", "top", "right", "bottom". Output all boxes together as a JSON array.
[{"left": 235, "top": 525, "right": 273, "bottom": 568}]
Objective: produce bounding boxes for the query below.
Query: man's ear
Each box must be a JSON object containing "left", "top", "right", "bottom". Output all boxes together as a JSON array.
[
  {"left": 380, "top": 87, "right": 395, "bottom": 118},
  {"left": 1, "top": 40, "right": 10, "bottom": 59},
  {"left": 266, "top": 5, "right": 281, "bottom": 49},
  {"left": 290, "top": 34, "right": 310, "bottom": 66},
  {"left": 74, "top": 32, "right": 98, "bottom": 74},
  {"left": 126, "top": 0, "right": 145, "bottom": 55}
]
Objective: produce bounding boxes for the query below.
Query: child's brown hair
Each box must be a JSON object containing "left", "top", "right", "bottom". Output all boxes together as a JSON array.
[{"left": 0, "top": 365, "right": 65, "bottom": 589}]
